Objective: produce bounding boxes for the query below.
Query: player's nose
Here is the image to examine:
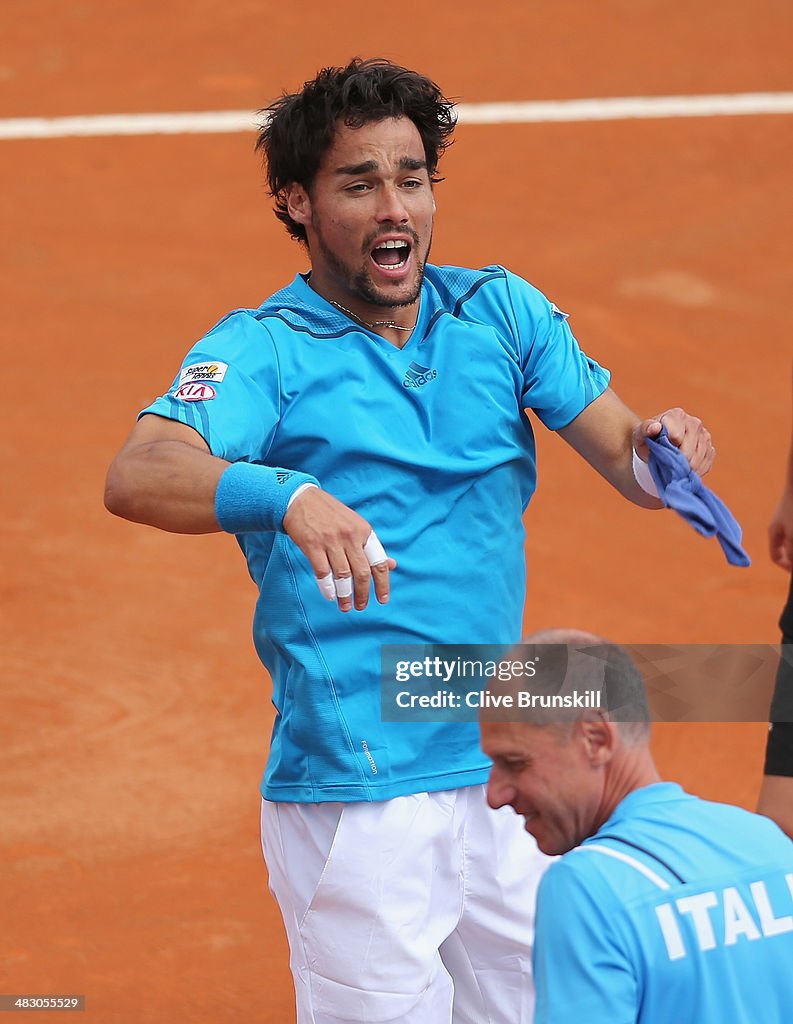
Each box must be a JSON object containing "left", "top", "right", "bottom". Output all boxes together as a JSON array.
[{"left": 375, "top": 184, "right": 409, "bottom": 223}]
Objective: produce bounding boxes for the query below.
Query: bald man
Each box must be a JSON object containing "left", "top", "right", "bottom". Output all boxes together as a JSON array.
[{"left": 480, "top": 631, "right": 793, "bottom": 1024}]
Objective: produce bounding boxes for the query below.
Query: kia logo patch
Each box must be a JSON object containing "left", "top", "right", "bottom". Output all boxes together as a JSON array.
[{"left": 175, "top": 382, "right": 216, "bottom": 402}]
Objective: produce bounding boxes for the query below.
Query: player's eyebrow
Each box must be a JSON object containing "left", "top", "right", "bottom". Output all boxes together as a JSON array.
[
  {"left": 334, "top": 156, "right": 428, "bottom": 175},
  {"left": 399, "top": 157, "right": 427, "bottom": 171},
  {"left": 334, "top": 160, "right": 378, "bottom": 176}
]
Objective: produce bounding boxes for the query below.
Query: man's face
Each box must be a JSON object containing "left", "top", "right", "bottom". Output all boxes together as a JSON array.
[
  {"left": 288, "top": 116, "right": 435, "bottom": 312},
  {"left": 481, "top": 720, "right": 606, "bottom": 856}
]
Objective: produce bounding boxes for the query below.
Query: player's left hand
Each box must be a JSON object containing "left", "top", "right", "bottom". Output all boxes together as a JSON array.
[{"left": 632, "top": 408, "right": 715, "bottom": 477}]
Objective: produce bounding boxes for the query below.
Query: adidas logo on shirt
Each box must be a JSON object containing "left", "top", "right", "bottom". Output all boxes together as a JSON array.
[{"left": 402, "top": 361, "right": 438, "bottom": 389}]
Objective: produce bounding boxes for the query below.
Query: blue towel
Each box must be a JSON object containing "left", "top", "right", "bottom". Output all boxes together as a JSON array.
[{"left": 644, "top": 427, "right": 751, "bottom": 567}]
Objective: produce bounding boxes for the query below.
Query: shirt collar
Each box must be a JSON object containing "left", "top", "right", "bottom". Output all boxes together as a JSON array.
[{"left": 595, "top": 782, "right": 685, "bottom": 836}]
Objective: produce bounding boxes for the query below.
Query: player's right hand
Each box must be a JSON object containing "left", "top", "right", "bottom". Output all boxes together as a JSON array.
[{"left": 282, "top": 487, "right": 396, "bottom": 612}]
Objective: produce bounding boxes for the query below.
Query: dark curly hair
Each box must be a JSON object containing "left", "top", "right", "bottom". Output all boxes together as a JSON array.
[{"left": 256, "top": 58, "right": 456, "bottom": 244}]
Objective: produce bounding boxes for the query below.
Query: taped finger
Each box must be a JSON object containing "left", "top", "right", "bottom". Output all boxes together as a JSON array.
[
  {"left": 334, "top": 575, "right": 353, "bottom": 600},
  {"left": 317, "top": 573, "right": 336, "bottom": 601},
  {"left": 363, "top": 531, "right": 388, "bottom": 566}
]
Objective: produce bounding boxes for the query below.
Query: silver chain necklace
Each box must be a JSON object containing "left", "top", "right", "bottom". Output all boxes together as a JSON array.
[
  {"left": 307, "top": 275, "right": 416, "bottom": 333},
  {"left": 329, "top": 298, "right": 416, "bottom": 333}
]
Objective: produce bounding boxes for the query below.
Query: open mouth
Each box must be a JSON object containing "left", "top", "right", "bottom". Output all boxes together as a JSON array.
[{"left": 370, "top": 238, "right": 412, "bottom": 271}]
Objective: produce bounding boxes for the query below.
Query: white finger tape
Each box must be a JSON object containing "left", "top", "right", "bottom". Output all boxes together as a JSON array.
[
  {"left": 364, "top": 531, "right": 388, "bottom": 566},
  {"left": 317, "top": 573, "right": 336, "bottom": 601},
  {"left": 334, "top": 575, "right": 353, "bottom": 600}
]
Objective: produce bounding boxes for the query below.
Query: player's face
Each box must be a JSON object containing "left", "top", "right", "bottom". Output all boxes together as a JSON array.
[
  {"left": 482, "top": 721, "right": 605, "bottom": 856},
  {"left": 287, "top": 117, "right": 435, "bottom": 316}
]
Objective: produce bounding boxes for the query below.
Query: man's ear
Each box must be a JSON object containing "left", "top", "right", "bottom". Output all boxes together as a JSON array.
[
  {"left": 286, "top": 184, "right": 311, "bottom": 228},
  {"left": 580, "top": 718, "right": 617, "bottom": 767}
]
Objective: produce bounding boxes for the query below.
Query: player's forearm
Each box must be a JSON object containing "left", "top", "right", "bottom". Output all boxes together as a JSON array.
[
  {"left": 583, "top": 443, "right": 664, "bottom": 509},
  {"left": 104, "top": 440, "right": 229, "bottom": 534},
  {"left": 558, "top": 391, "right": 663, "bottom": 509}
]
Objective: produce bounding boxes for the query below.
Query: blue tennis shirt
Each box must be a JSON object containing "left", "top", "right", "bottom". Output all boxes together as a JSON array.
[
  {"left": 141, "top": 265, "right": 609, "bottom": 801},
  {"left": 534, "top": 783, "right": 793, "bottom": 1023}
]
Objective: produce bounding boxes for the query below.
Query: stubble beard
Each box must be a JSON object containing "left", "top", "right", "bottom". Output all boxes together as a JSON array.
[{"left": 313, "top": 222, "right": 432, "bottom": 310}]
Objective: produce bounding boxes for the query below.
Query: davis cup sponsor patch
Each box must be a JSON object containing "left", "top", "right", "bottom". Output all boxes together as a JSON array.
[
  {"left": 175, "top": 381, "right": 216, "bottom": 402},
  {"left": 179, "top": 360, "right": 228, "bottom": 385}
]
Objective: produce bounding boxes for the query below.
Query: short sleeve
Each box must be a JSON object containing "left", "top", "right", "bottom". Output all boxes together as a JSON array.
[
  {"left": 139, "top": 311, "right": 281, "bottom": 462},
  {"left": 503, "top": 271, "right": 610, "bottom": 430},
  {"left": 533, "top": 859, "right": 637, "bottom": 1024}
]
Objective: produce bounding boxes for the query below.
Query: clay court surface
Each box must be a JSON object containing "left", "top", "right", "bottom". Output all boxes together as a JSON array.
[{"left": 2, "top": 2, "right": 792, "bottom": 1020}]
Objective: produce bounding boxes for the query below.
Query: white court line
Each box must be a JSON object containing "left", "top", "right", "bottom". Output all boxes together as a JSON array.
[
  {"left": 456, "top": 92, "right": 793, "bottom": 123},
  {"left": 1, "top": 92, "right": 793, "bottom": 140}
]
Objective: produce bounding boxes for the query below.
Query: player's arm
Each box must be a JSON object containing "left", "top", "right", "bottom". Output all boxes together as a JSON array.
[
  {"left": 105, "top": 414, "right": 395, "bottom": 610},
  {"left": 768, "top": 362, "right": 793, "bottom": 571},
  {"left": 105, "top": 414, "right": 228, "bottom": 533},
  {"left": 557, "top": 387, "right": 715, "bottom": 508}
]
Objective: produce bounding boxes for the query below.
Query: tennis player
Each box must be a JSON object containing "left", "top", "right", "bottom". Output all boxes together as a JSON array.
[{"left": 105, "top": 59, "right": 716, "bottom": 1024}]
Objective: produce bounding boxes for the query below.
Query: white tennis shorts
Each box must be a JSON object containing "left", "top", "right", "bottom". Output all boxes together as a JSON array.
[{"left": 260, "top": 784, "right": 549, "bottom": 1024}]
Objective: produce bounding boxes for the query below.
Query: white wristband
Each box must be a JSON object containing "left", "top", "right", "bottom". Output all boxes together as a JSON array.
[
  {"left": 632, "top": 449, "right": 659, "bottom": 498},
  {"left": 286, "top": 481, "right": 319, "bottom": 511}
]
